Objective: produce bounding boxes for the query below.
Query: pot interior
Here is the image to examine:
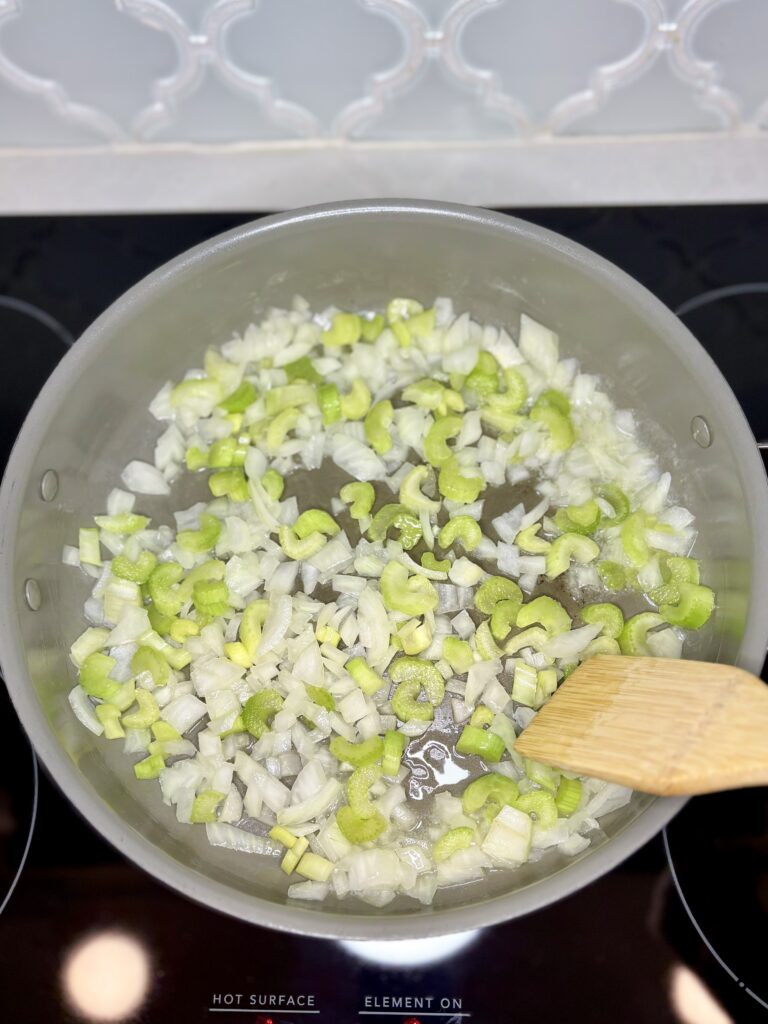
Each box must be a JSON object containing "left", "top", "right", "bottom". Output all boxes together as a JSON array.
[{"left": 3, "top": 204, "right": 765, "bottom": 935}]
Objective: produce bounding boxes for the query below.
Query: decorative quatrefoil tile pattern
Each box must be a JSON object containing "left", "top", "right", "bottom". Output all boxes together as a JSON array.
[{"left": 0, "top": 0, "right": 763, "bottom": 145}]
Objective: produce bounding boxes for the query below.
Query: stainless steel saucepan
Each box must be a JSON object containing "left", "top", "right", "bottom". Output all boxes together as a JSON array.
[{"left": 1, "top": 200, "right": 766, "bottom": 940}]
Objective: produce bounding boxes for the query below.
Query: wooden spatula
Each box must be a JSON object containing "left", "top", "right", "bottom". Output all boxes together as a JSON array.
[{"left": 513, "top": 655, "right": 768, "bottom": 796}]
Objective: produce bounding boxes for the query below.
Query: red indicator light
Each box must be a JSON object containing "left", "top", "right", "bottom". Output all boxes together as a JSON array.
[{"left": 405, "top": 1018, "right": 421, "bottom": 1024}]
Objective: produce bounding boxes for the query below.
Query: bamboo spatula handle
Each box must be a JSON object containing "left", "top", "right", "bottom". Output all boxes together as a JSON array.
[{"left": 514, "top": 656, "right": 768, "bottom": 796}]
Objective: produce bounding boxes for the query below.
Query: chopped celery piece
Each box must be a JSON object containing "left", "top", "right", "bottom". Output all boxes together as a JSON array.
[
  {"left": 360, "top": 313, "right": 385, "bottom": 342},
  {"left": 278, "top": 526, "right": 327, "bottom": 560},
  {"left": 133, "top": 753, "right": 165, "bottom": 780},
  {"left": 516, "top": 523, "right": 551, "bottom": 553},
  {"left": 323, "top": 312, "right": 362, "bottom": 347},
  {"left": 242, "top": 689, "right": 284, "bottom": 738},
  {"left": 346, "top": 657, "right": 385, "bottom": 696},
  {"left": 597, "top": 484, "right": 630, "bottom": 526},
  {"left": 224, "top": 641, "right": 251, "bottom": 668},
  {"left": 481, "top": 394, "right": 526, "bottom": 433},
  {"left": 95, "top": 704, "right": 125, "bottom": 739},
  {"left": 170, "top": 378, "right": 221, "bottom": 408},
  {"left": 380, "top": 561, "right": 438, "bottom": 616},
  {"left": 535, "top": 667, "right": 557, "bottom": 706},
  {"left": 368, "top": 504, "right": 422, "bottom": 550},
  {"left": 122, "top": 690, "right": 160, "bottom": 729},
  {"left": 80, "top": 652, "right": 120, "bottom": 700},
  {"left": 525, "top": 758, "right": 560, "bottom": 792},
  {"left": 421, "top": 552, "right": 450, "bottom": 572},
  {"left": 424, "top": 415, "right": 462, "bottom": 467},
  {"left": 107, "top": 679, "right": 136, "bottom": 713},
  {"left": 490, "top": 599, "right": 523, "bottom": 642},
  {"left": 465, "top": 351, "right": 500, "bottom": 397},
  {"left": 389, "top": 656, "right": 445, "bottom": 704},
  {"left": 475, "top": 576, "right": 523, "bottom": 615},
  {"left": 462, "top": 774, "right": 519, "bottom": 816},
  {"left": 340, "top": 379, "right": 371, "bottom": 421},
  {"left": 619, "top": 612, "right": 665, "bottom": 656},
  {"left": 339, "top": 481, "right": 375, "bottom": 519},
  {"left": 240, "top": 599, "right": 269, "bottom": 658},
  {"left": 131, "top": 645, "right": 171, "bottom": 687},
  {"left": 660, "top": 583, "right": 714, "bottom": 629},
  {"left": 208, "top": 437, "right": 237, "bottom": 468},
  {"left": 399, "top": 465, "right": 440, "bottom": 514},
  {"left": 474, "top": 620, "right": 502, "bottom": 660},
  {"left": 185, "top": 446, "right": 208, "bottom": 471},
  {"left": 662, "top": 555, "right": 701, "bottom": 585},
  {"left": 147, "top": 562, "right": 184, "bottom": 617},
  {"left": 364, "top": 400, "right": 393, "bottom": 454},
  {"left": 94, "top": 513, "right": 149, "bottom": 534},
  {"left": 112, "top": 550, "right": 157, "bottom": 584},
  {"left": 511, "top": 662, "right": 538, "bottom": 706},
  {"left": 209, "top": 467, "right": 249, "bottom": 501},
  {"left": 176, "top": 513, "right": 222, "bottom": 554},
  {"left": 382, "top": 730, "right": 406, "bottom": 777},
  {"left": 317, "top": 624, "right": 340, "bottom": 646},
  {"left": 621, "top": 511, "right": 650, "bottom": 567},
  {"left": 407, "top": 307, "right": 436, "bottom": 338},
  {"left": 336, "top": 806, "right": 386, "bottom": 844},
  {"left": 177, "top": 559, "right": 225, "bottom": 604},
  {"left": 318, "top": 383, "right": 341, "bottom": 425},
  {"left": 306, "top": 684, "right": 335, "bottom": 711},
  {"left": 147, "top": 605, "right": 175, "bottom": 637},
  {"left": 192, "top": 578, "right": 230, "bottom": 617},
  {"left": 347, "top": 763, "right": 383, "bottom": 815},
  {"left": 391, "top": 679, "right": 434, "bottom": 723},
  {"left": 152, "top": 721, "right": 180, "bottom": 742},
  {"left": 269, "top": 825, "right": 298, "bottom": 848},
  {"left": 580, "top": 602, "right": 624, "bottom": 639},
  {"left": 582, "top": 636, "right": 622, "bottom": 658},
  {"left": 456, "top": 724, "right": 505, "bottom": 763},
  {"left": 470, "top": 705, "right": 495, "bottom": 728},
  {"left": 399, "top": 618, "right": 433, "bottom": 656},
  {"left": 517, "top": 595, "right": 571, "bottom": 636},
  {"left": 530, "top": 404, "right": 574, "bottom": 452},
  {"left": 294, "top": 508, "right": 339, "bottom": 539},
  {"left": 504, "top": 626, "right": 548, "bottom": 655},
  {"left": 264, "top": 385, "right": 313, "bottom": 415},
  {"left": 296, "top": 852, "right": 335, "bottom": 882},
  {"left": 402, "top": 378, "right": 444, "bottom": 410},
  {"left": 266, "top": 409, "right": 300, "bottom": 454},
  {"left": 546, "top": 533, "right": 600, "bottom": 580},
  {"left": 438, "top": 515, "right": 482, "bottom": 552},
  {"left": 329, "top": 735, "right": 384, "bottom": 768},
  {"left": 70, "top": 626, "right": 110, "bottom": 667},
  {"left": 515, "top": 790, "right": 558, "bottom": 829},
  {"left": 261, "top": 468, "right": 284, "bottom": 500},
  {"left": 536, "top": 388, "right": 570, "bottom": 416},
  {"left": 438, "top": 456, "right": 484, "bottom": 503},
  {"left": 442, "top": 636, "right": 474, "bottom": 673},
  {"left": 219, "top": 380, "right": 257, "bottom": 412},
  {"left": 164, "top": 647, "right": 191, "bottom": 671},
  {"left": 190, "top": 790, "right": 225, "bottom": 823},
  {"left": 597, "top": 560, "right": 627, "bottom": 591},
  {"left": 502, "top": 367, "right": 528, "bottom": 410},
  {"left": 281, "top": 836, "right": 309, "bottom": 874},
  {"left": 79, "top": 527, "right": 102, "bottom": 566},
  {"left": 284, "top": 356, "right": 321, "bottom": 384},
  {"left": 433, "top": 826, "right": 475, "bottom": 862},
  {"left": 555, "top": 777, "right": 583, "bottom": 816}
]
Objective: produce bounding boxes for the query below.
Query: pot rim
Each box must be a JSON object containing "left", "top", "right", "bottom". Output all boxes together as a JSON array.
[{"left": 1, "top": 199, "right": 766, "bottom": 939}]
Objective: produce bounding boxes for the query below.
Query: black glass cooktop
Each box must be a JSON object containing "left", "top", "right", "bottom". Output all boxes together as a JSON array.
[{"left": 0, "top": 207, "right": 766, "bottom": 1024}]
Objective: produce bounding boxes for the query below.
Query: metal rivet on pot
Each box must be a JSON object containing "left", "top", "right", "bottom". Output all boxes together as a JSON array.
[
  {"left": 24, "top": 579, "right": 41, "bottom": 611},
  {"left": 40, "top": 469, "right": 59, "bottom": 501},
  {"left": 690, "top": 416, "right": 712, "bottom": 448}
]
